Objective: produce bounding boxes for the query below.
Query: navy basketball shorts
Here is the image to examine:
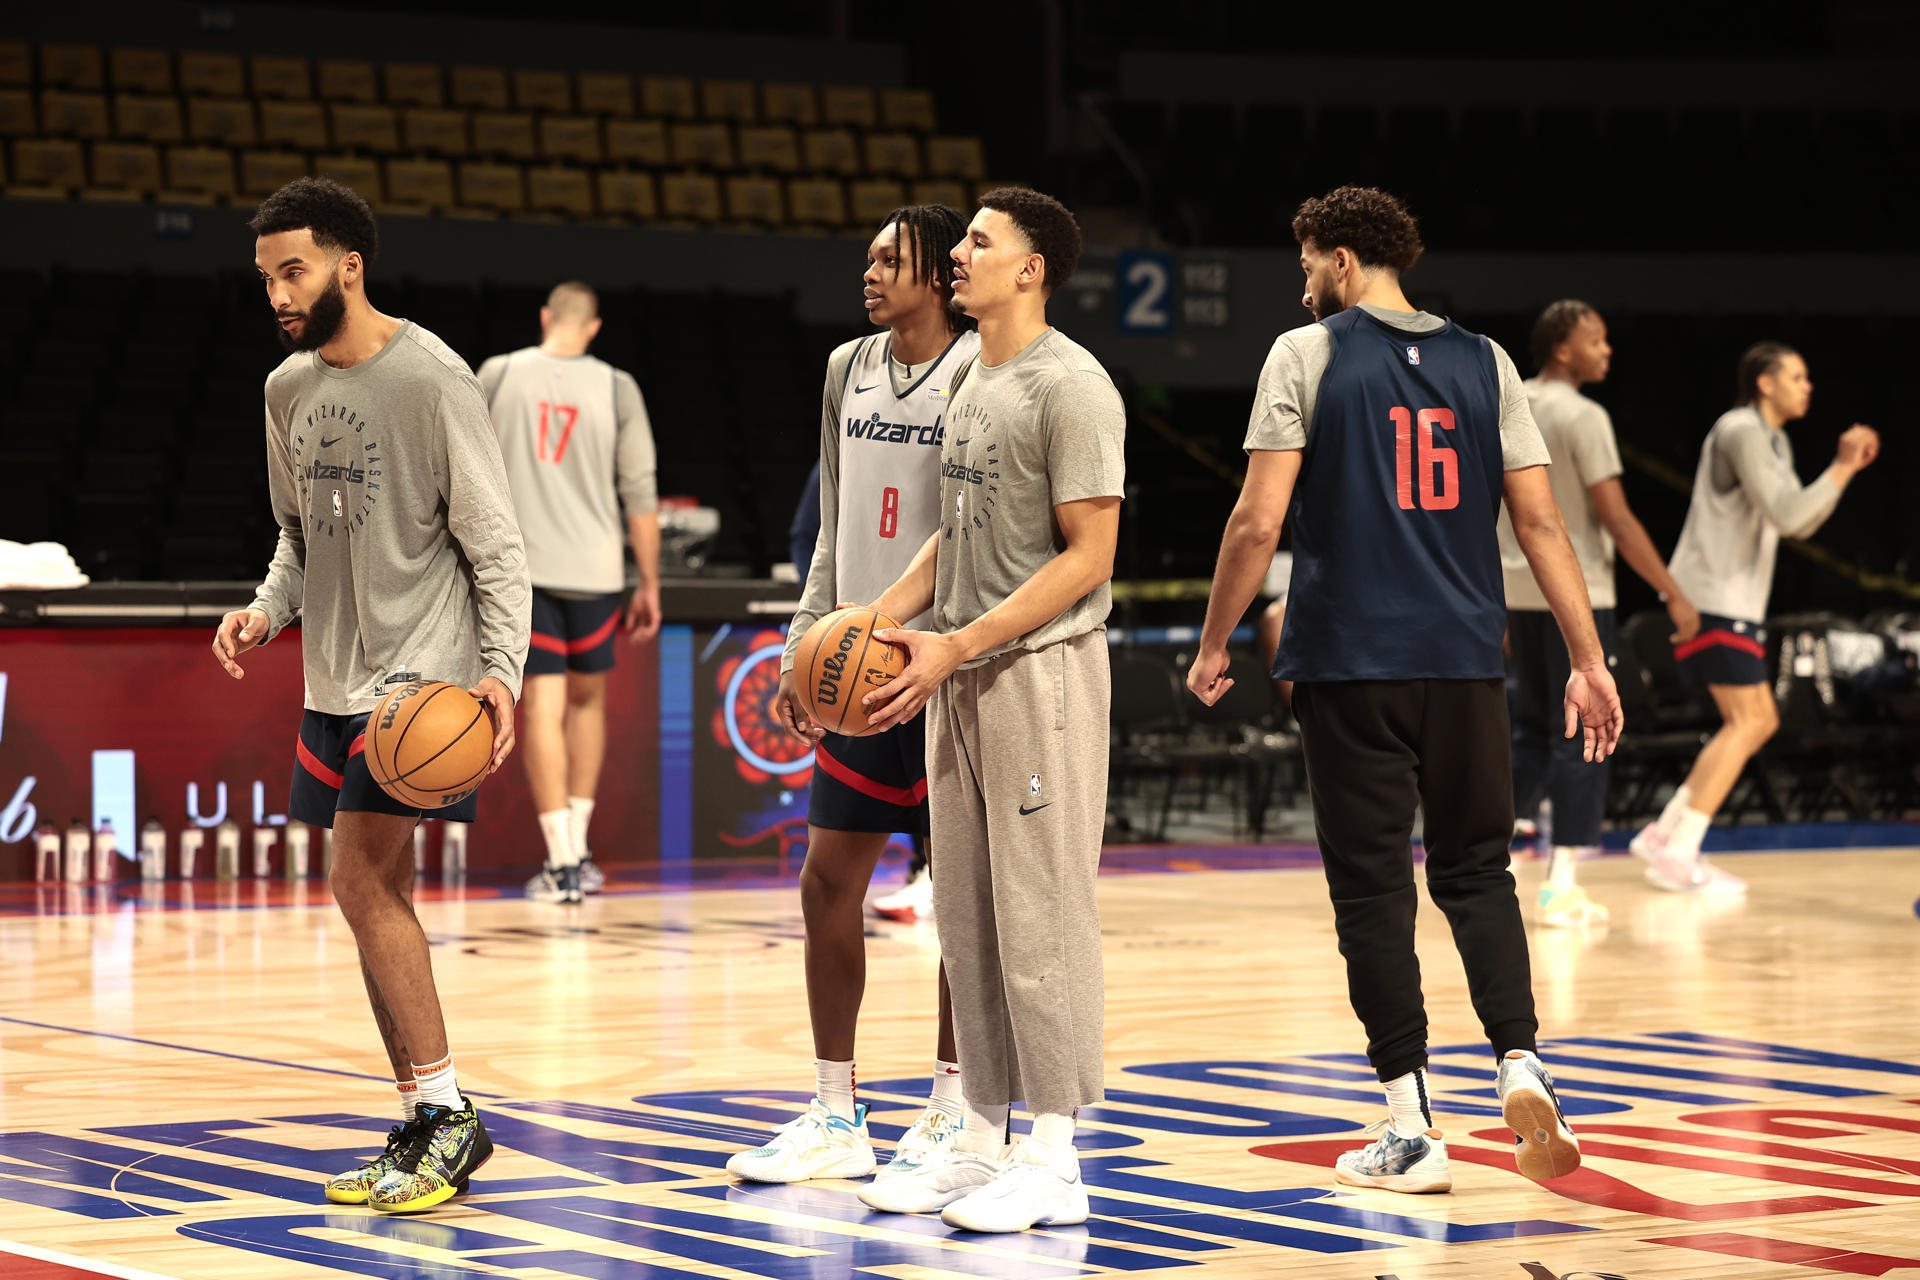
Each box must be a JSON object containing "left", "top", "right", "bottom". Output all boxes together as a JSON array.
[
  {"left": 1674, "top": 613, "right": 1770, "bottom": 687},
  {"left": 809, "top": 715, "right": 931, "bottom": 837},
  {"left": 528, "top": 588, "right": 624, "bottom": 676},
  {"left": 291, "top": 710, "right": 481, "bottom": 829}
]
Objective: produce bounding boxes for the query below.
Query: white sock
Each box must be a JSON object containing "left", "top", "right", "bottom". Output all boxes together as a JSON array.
[
  {"left": 1546, "top": 846, "right": 1580, "bottom": 890},
  {"left": 1023, "top": 1111, "right": 1078, "bottom": 1164},
  {"left": 959, "top": 1101, "right": 1010, "bottom": 1155},
  {"left": 567, "top": 796, "right": 595, "bottom": 862},
  {"left": 815, "top": 1058, "right": 856, "bottom": 1121},
  {"left": 538, "top": 808, "right": 577, "bottom": 870},
  {"left": 411, "top": 1053, "right": 461, "bottom": 1111},
  {"left": 930, "top": 1059, "right": 962, "bottom": 1117},
  {"left": 396, "top": 1080, "right": 419, "bottom": 1122},
  {"left": 1382, "top": 1067, "right": 1433, "bottom": 1137},
  {"left": 1670, "top": 807, "right": 1711, "bottom": 856},
  {"left": 1656, "top": 785, "right": 1695, "bottom": 835}
]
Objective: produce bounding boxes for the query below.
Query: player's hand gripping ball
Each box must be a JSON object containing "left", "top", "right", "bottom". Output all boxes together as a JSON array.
[
  {"left": 793, "top": 607, "right": 906, "bottom": 737},
  {"left": 365, "top": 680, "right": 494, "bottom": 808}
]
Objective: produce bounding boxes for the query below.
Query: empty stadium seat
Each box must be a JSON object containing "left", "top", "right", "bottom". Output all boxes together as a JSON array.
[
  {"left": 471, "top": 111, "right": 537, "bottom": 160},
  {"left": 849, "top": 177, "right": 906, "bottom": 225},
  {"left": 108, "top": 47, "right": 173, "bottom": 95},
  {"left": 863, "top": 131, "right": 921, "bottom": 178},
  {"left": 89, "top": 140, "right": 163, "bottom": 194},
  {"left": 259, "top": 100, "right": 328, "bottom": 150},
  {"left": 385, "top": 62, "right": 443, "bottom": 107},
  {"left": 315, "top": 153, "right": 382, "bottom": 202},
  {"left": 605, "top": 118, "right": 668, "bottom": 166},
  {"left": 910, "top": 179, "right": 967, "bottom": 210},
  {"left": 761, "top": 83, "right": 817, "bottom": 126},
  {"left": 596, "top": 169, "right": 656, "bottom": 220},
  {"left": 384, "top": 157, "right": 453, "bottom": 207},
  {"left": 803, "top": 127, "right": 859, "bottom": 176},
  {"left": 317, "top": 59, "right": 378, "bottom": 103},
  {"left": 178, "top": 51, "right": 244, "bottom": 98},
  {"left": 166, "top": 145, "right": 236, "bottom": 199},
  {"left": 249, "top": 55, "right": 311, "bottom": 100},
  {"left": 576, "top": 72, "right": 634, "bottom": 117},
  {"left": 41, "top": 90, "right": 112, "bottom": 139},
  {"left": 881, "top": 87, "right": 935, "bottom": 132},
  {"left": 458, "top": 160, "right": 524, "bottom": 213},
  {"left": 11, "top": 137, "right": 85, "bottom": 189},
  {"left": 924, "top": 135, "right": 985, "bottom": 180},
  {"left": 42, "top": 44, "right": 105, "bottom": 91},
  {"left": 669, "top": 121, "right": 733, "bottom": 168},
  {"left": 0, "top": 90, "right": 35, "bottom": 136},
  {"left": 240, "top": 149, "right": 307, "bottom": 196},
  {"left": 513, "top": 69, "right": 571, "bottom": 114},
  {"left": 526, "top": 164, "right": 593, "bottom": 216},
  {"left": 641, "top": 76, "right": 697, "bottom": 120},
  {"left": 187, "top": 97, "right": 256, "bottom": 147},
  {"left": 450, "top": 66, "right": 508, "bottom": 111},
  {"left": 539, "top": 115, "right": 601, "bottom": 164},
  {"left": 701, "top": 78, "right": 756, "bottom": 123},
  {"left": 738, "top": 125, "right": 800, "bottom": 173},
  {"left": 660, "top": 170, "right": 721, "bottom": 222},
  {"left": 0, "top": 42, "right": 28, "bottom": 87},
  {"left": 822, "top": 85, "right": 876, "bottom": 129},
  {"left": 403, "top": 107, "right": 469, "bottom": 156},
  {"left": 724, "top": 173, "right": 782, "bottom": 225},
  {"left": 114, "top": 93, "right": 185, "bottom": 143},
  {"left": 330, "top": 103, "right": 399, "bottom": 153}
]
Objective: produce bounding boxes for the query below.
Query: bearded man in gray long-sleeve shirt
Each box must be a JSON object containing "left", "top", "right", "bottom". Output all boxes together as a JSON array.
[{"left": 211, "top": 178, "right": 530, "bottom": 1215}]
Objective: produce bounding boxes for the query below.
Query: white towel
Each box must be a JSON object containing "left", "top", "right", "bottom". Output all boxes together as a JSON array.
[{"left": 0, "top": 540, "right": 89, "bottom": 590}]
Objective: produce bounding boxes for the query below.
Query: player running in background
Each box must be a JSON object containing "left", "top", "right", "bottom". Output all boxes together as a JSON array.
[{"left": 478, "top": 283, "right": 660, "bottom": 905}]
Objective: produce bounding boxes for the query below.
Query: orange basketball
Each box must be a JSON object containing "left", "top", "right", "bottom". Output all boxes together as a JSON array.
[
  {"left": 365, "top": 680, "right": 494, "bottom": 810},
  {"left": 794, "top": 607, "right": 907, "bottom": 737}
]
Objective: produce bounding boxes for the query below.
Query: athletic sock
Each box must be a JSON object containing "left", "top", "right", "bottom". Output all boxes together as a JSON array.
[
  {"left": 412, "top": 1053, "right": 461, "bottom": 1112},
  {"left": 567, "top": 796, "right": 595, "bottom": 863},
  {"left": 1546, "top": 846, "right": 1580, "bottom": 890},
  {"left": 815, "top": 1058, "right": 856, "bottom": 1121},
  {"left": 537, "top": 809, "right": 575, "bottom": 870},
  {"left": 929, "top": 1059, "right": 963, "bottom": 1118},
  {"left": 1656, "top": 785, "right": 1695, "bottom": 835},
  {"left": 959, "top": 1101, "right": 1010, "bottom": 1155},
  {"left": 1671, "top": 807, "right": 1712, "bottom": 857},
  {"left": 1023, "top": 1111, "right": 1078, "bottom": 1165},
  {"left": 1383, "top": 1067, "right": 1434, "bottom": 1138},
  {"left": 396, "top": 1080, "right": 419, "bottom": 1122}
]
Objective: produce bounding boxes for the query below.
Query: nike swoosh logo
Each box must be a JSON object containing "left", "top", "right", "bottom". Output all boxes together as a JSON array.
[
  {"left": 854, "top": 383, "right": 880, "bottom": 394},
  {"left": 1018, "top": 802, "right": 1051, "bottom": 816},
  {"left": 319, "top": 435, "right": 342, "bottom": 448}
]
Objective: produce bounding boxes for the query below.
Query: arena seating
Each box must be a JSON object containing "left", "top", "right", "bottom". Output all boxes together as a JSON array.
[{"left": 0, "top": 41, "right": 992, "bottom": 230}]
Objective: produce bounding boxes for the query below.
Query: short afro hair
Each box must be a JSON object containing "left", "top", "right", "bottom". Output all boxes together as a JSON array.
[
  {"left": 1291, "top": 185, "right": 1423, "bottom": 275},
  {"left": 977, "top": 187, "right": 1083, "bottom": 296},
  {"left": 249, "top": 176, "right": 379, "bottom": 266},
  {"left": 1530, "top": 299, "right": 1596, "bottom": 370}
]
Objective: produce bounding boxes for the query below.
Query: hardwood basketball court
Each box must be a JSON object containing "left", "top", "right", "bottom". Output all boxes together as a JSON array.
[{"left": 2, "top": 844, "right": 1917, "bottom": 1279}]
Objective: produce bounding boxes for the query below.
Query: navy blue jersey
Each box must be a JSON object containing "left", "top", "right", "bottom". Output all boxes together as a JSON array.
[{"left": 1273, "top": 308, "right": 1508, "bottom": 682}]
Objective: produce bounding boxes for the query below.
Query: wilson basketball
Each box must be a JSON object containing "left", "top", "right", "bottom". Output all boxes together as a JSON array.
[
  {"left": 794, "top": 607, "right": 907, "bottom": 737},
  {"left": 365, "top": 680, "right": 494, "bottom": 810}
]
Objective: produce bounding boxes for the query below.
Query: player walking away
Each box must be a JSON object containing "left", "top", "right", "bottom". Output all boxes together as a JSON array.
[
  {"left": 1631, "top": 344, "right": 1878, "bottom": 892},
  {"left": 477, "top": 283, "right": 661, "bottom": 905},
  {"left": 212, "top": 178, "right": 530, "bottom": 1212},
  {"left": 727, "top": 206, "right": 976, "bottom": 1186},
  {"left": 1189, "top": 186, "right": 1620, "bottom": 1195},
  {"left": 857, "top": 188, "right": 1125, "bottom": 1234},
  {"left": 1495, "top": 301, "right": 1701, "bottom": 928}
]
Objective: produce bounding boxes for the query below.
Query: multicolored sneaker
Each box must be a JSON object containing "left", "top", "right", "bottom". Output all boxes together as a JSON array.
[
  {"left": 724, "top": 1100, "right": 876, "bottom": 1183},
  {"left": 322, "top": 1115, "right": 428, "bottom": 1205},
  {"left": 1535, "top": 881, "right": 1611, "bottom": 928},
  {"left": 878, "top": 1106, "right": 958, "bottom": 1179},
  {"left": 1333, "top": 1120, "right": 1452, "bottom": 1193},
  {"left": 579, "top": 857, "right": 604, "bottom": 894},
  {"left": 1497, "top": 1050, "right": 1581, "bottom": 1183},
  {"left": 368, "top": 1098, "right": 493, "bottom": 1213}
]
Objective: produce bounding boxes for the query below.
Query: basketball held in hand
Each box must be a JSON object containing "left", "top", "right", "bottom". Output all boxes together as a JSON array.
[
  {"left": 365, "top": 680, "right": 494, "bottom": 809},
  {"left": 794, "top": 607, "right": 907, "bottom": 737}
]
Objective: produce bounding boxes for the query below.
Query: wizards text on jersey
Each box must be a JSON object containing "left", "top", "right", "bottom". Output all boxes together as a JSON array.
[
  {"left": 293, "top": 402, "right": 384, "bottom": 539},
  {"left": 844, "top": 410, "right": 946, "bottom": 446}
]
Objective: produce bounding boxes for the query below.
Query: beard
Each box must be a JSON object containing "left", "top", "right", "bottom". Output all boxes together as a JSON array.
[
  {"left": 1307, "top": 268, "right": 1346, "bottom": 321},
  {"left": 274, "top": 271, "right": 348, "bottom": 352}
]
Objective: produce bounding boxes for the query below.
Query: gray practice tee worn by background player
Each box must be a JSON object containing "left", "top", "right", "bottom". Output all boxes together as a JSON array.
[
  {"left": 477, "top": 347, "right": 658, "bottom": 595},
  {"left": 783, "top": 329, "right": 979, "bottom": 673},
  {"left": 1496, "top": 377, "right": 1624, "bottom": 611},
  {"left": 935, "top": 328, "right": 1127, "bottom": 666},
  {"left": 1244, "top": 304, "right": 1550, "bottom": 469},
  {"left": 249, "top": 321, "right": 532, "bottom": 714}
]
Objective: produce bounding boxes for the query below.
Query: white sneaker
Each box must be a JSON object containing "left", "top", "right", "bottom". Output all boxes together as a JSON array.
[
  {"left": 1534, "top": 881, "right": 1610, "bottom": 928},
  {"left": 1628, "top": 821, "right": 1668, "bottom": 863},
  {"left": 1333, "top": 1121, "right": 1452, "bottom": 1193},
  {"left": 725, "top": 1100, "right": 876, "bottom": 1183},
  {"left": 873, "top": 864, "right": 933, "bottom": 923},
  {"left": 939, "top": 1142, "right": 1090, "bottom": 1233},
  {"left": 1497, "top": 1050, "right": 1581, "bottom": 1183},
  {"left": 879, "top": 1106, "right": 958, "bottom": 1178},
  {"left": 1691, "top": 856, "right": 1747, "bottom": 895},
  {"left": 857, "top": 1140, "right": 1005, "bottom": 1213},
  {"left": 525, "top": 866, "right": 568, "bottom": 903},
  {"left": 579, "top": 857, "right": 604, "bottom": 894}
]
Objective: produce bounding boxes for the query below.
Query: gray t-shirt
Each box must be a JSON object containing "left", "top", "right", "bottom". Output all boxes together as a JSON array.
[
  {"left": 1244, "top": 304, "right": 1549, "bottom": 469},
  {"left": 1497, "top": 377, "right": 1624, "bottom": 610},
  {"left": 249, "top": 322, "right": 532, "bottom": 714},
  {"left": 477, "top": 347, "right": 657, "bottom": 595},
  {"left": 934, "top": 328, "right": 1126, "bottom": 665}
]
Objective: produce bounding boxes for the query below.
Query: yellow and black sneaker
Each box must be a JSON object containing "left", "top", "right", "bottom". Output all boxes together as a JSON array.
[
  {"left": 368, "top": 1097, "right": 493, "bottom": 1213},
  {"left": 323, "top": 1116, "right": 430, "bottom": 1205}
]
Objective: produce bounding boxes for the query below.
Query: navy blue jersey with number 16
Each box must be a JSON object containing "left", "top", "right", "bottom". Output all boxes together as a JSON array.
[{"left": 1273, "top": 306, "right": 1507, "bottom": 684}]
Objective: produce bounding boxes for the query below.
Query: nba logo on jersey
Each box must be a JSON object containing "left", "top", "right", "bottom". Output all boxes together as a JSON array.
[
  {"left": 1405, "top": 346, "right": 1421, "bottom": 365},
  {"left": 1030, "top": 773, "right": 1042, "bottom": 796},
  {"left": 331, "top": 489, "right": 343, "bottom": 517}
]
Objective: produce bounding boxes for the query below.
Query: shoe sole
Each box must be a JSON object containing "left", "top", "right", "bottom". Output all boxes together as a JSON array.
[
  {"left": 728, "top": 1151, "right": 877, "bottom": 1184},
  {"left": 857, "top": 1179, "right": 986, "bottom": 1213},
  {"left": 940, "top": 1193, "right": 1090, "bottom": 1232},
  {"left": 1333, "top": 1166, "right": 1452, "bottom": 1194},
  {"left": 1504, "top": 1089, "right": 1581, "bottom": 1183},
  {"left": 369, "top": 1170, "right": 478, "bottom": 1214},
  {"left": 323, "top": 1183, "right": 373, "bottom": 1205},
  {"left": 871, "top": 905, "right": 920, "bottom": 923}
]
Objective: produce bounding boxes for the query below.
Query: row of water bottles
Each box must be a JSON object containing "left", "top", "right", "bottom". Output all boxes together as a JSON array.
[{"left": 32, "top": 816, "right": 470, "bottom": 883}]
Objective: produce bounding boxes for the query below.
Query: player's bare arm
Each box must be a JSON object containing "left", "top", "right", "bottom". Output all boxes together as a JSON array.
[
  {"left": 211, "top": 607, "right": 273, "bottom": 679},
  {"left": 863, "top": 496, "right": 1118, "bottom": 733},
  {"left": 1188, "top": 449, "right": 1303, "bottom": 706},
  {"left": 1587, "top": 476, "right": 1700, "bottom": 643}
]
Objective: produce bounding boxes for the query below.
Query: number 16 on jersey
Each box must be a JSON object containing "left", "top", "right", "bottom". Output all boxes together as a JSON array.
[{"left": 1390, "top": 406, "right": 1458, "bottom": 511}]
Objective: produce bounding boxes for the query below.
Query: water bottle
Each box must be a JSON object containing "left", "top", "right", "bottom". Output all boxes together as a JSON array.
[
  {"left": 139, "top": 818, "right": 166, "bottom": 881},
  {"left": 252, "top": 825, "right": 278, "bottom": 878},
  {"left": 179, "top": 827, "right": 205, "bottom": 878},
  {"left": 284, "top": 822, "right": 310, "bottom": 879},
  {"left": 34, "top": 822, "right": 59, "bottom": 883},
  {"left": 91, "top": 817, "right": 117, "bottom": 882},
  {"left": 413, "top": 824, "right": 427, "bottom": 878},
  {"left": 214, "top": 818, "right": 241, "bottom": 879},
  {"left": 441, "top": 821, "right": 469, "bottom": 874},
  {"left": 63, "top": 817, "right": 89, "bottom": 883}
]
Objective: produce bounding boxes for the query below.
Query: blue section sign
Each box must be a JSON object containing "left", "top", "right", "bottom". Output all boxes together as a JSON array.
[{"left": 1116, "top": 250, "right": 1176, "bottom": 334}]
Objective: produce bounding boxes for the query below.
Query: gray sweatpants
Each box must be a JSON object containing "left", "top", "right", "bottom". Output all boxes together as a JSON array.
[{"left": 927, "top": 630, "right": 1109, "bottom": 1115}]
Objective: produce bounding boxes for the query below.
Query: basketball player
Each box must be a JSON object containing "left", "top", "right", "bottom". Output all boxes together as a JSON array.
[
  {"left": 856, "top": 188, "right": 1124, "bottom": 1234},
  {"left": 1631, "top": 344, "right": 1878, "bottom": 892},
  {"left": 1189, "top": 186, "right": 1618, "bottom": 1194},
  {"left": 477, "top": 283, "right": 660, "bottom": 906},
  {"left": 211, "top": 177, "right": 530, "bottom": 1213},
  {"left": 726, "top": 206, "right": 976, "bottom": 1185},
  {"left": 1495, "top": 301, "right": 1701, "bottom": 928}
]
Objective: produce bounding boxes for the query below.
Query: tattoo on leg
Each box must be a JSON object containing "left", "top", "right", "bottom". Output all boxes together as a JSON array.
[{"left": 359, "top": 955, "right": 411, "bottom": 1078}]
